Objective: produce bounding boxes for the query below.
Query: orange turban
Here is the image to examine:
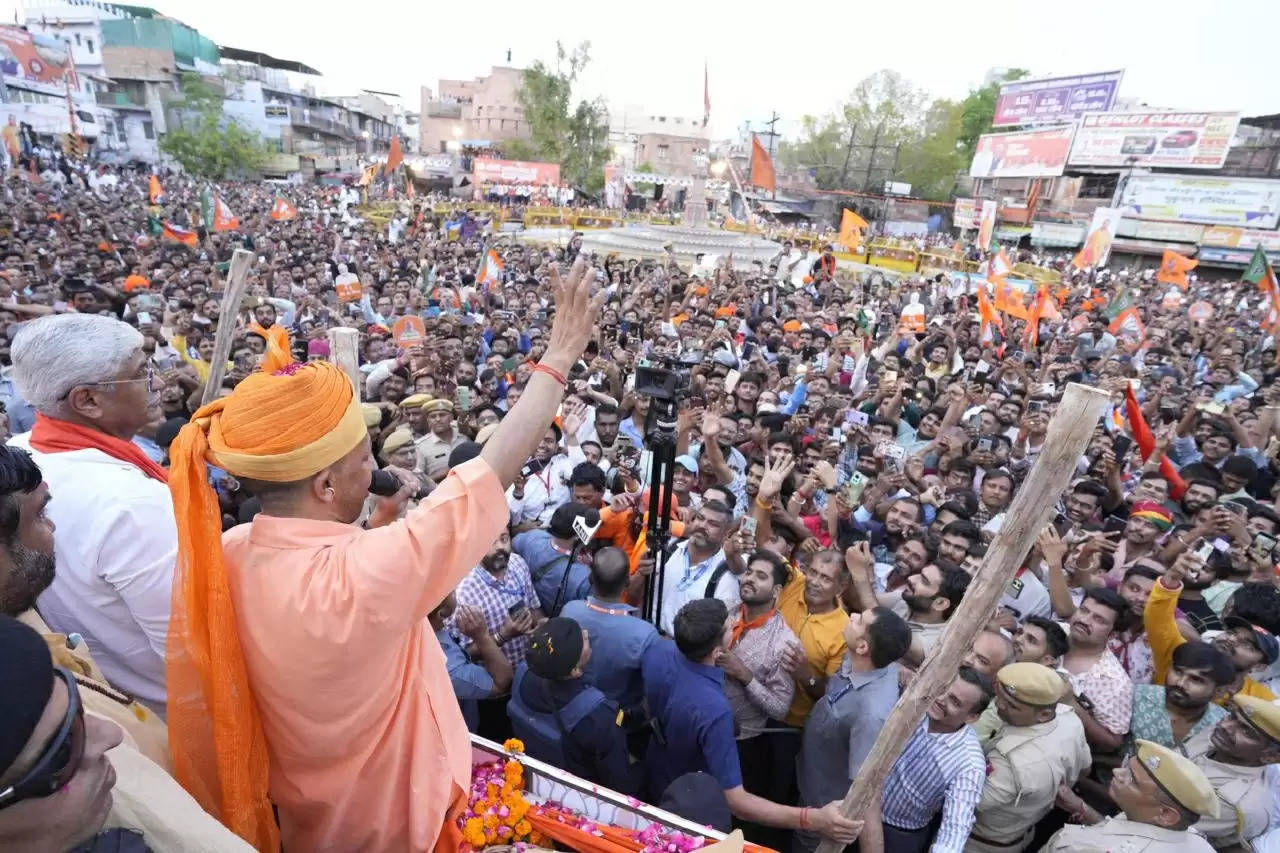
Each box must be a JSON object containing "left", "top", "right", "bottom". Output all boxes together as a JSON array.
[
  {"left": 123, "top": 274, "right": 150, "bottom": 292},
  {"left": 247, "top": 322, "right": 293, "bottom": 374},
  {"left": 166, "top": 362, "right": 365, "bottom": 852}
]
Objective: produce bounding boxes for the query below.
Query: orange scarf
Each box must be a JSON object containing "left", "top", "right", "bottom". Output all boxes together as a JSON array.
[
  {"left": 30, "top": 413, "right": 168, "bottom": 482},
  {"left": 247, "top": 322, "right": 293, "bottom": 374},
  {"left": 729, "top": 604, "right": 775, "bottom": 649}
]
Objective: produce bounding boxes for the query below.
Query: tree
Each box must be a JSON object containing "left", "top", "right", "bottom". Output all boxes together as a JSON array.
[
  {"left": 896, "top": 99, "right": 965, "bottom": 201},
  {"left": 514, "top": 42, "right": 612, "bottom": 196},
  {"left": 160, "top": 72, "right": 270, "bottom": 179},
  {"left": 956, "top": 68, "right": 1030, "bottom": 158},
  {"left": 779, "top": 70, "right": 927, "bottom": 193}
]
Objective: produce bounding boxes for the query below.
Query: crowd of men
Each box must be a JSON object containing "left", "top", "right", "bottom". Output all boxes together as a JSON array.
[{"left": 3, "top": 159, "right": 1280, "bottom": 853}]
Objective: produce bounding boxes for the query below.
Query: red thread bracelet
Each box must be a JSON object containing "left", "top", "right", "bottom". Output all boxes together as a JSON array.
[{"left": 532, "top": 362, "right": 567, "bottom": 386}]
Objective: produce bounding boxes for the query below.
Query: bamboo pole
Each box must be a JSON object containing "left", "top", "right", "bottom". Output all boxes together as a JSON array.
[
  {"left": 200, "top": 248, "right": 255, "bottom": 407},
  {"left": 815, "top": 382, "right": 1111, "bottom": 852},
  {"left": 326, "top": 326, "right": 362, "bottom": 401}
]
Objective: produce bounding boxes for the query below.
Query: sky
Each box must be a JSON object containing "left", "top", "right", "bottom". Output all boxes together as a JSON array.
[{"left": 11, "top": 0, "right": 1280, "bottom": 140}]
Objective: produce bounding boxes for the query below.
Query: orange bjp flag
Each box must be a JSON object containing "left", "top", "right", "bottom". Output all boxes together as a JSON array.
[
  {"left": 212, "top": 195, "right": 240, "bottom": 232},
  {"left": 161, "top": 221, "right": 198, "bottom": 248},
  {"left": 750, "top": 135, "right": 775, "bottom": 194},
  {"left": 149, "top": 174, "right": 164, "bottom": 204},
  {"left": 270, "top": 196, "right": 298, "bottom": 221},
  {"left": 1156, "top": 249, "right": 1197, "bottom": 290},
  {"left": 386, "top": 136, "right": 404, "bottom": 174},
  {"left": 838, "top": 209, "right": 867, "bottom": 251}
]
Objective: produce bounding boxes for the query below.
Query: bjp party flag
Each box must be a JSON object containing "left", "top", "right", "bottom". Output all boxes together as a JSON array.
[
  {"left": 838, "top": 209, "right": 867, "bottom": 252},
  {"left": 1156, "top": 249, "right": 1197, "bottom": 290},
  {"left": 211, "top": 195, "right": 240, "bottom": 232},
  {"left": 1244, "top": 244, "right": 1278, "bottom": 294},
  {"left": 385, "top": 135, "right": 404, "bottom": 174},
  {"left": 161, "top": 221, "right": 198, "bottom": 248},
  {"left": 271, "top": 196, "right": 298, "bottom": 221},
  {"left": 148, "top": 175, "right": 164, "bottom": 204}
]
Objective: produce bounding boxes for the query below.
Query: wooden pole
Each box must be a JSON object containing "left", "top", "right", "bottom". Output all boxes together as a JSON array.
[
  {"left": 814, "top": 382, "right": 1111, "bottom": 853},
  {"left": 199, "top": 248, "right": 255, "bottom": 407},
  {"left": 326, "top": 326, "right": 362, "bottom": 401}
]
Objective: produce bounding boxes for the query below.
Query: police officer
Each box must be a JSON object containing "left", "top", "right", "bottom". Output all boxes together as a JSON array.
[
  {"left": 415, "top": 397, "right": 464, "bottom": 479},
  {"left": 966, "top": 663, "right": 1091, "bottom": 853},
  {"left": 1186, "top": 694, "right": 1280, "bottom": 849},
  {"left": 506, "top": 617, "right": 639, "bottom": 794},
  {"left": 1042, "top": 740, "right": 1218, "bottom": 852}
]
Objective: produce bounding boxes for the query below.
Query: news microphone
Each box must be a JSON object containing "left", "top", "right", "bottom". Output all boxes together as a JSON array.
[{"left": 369, "top": 469, "right": 431, "bottom": 500}]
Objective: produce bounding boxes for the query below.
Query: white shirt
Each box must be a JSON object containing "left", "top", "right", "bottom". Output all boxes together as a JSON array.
[
  {"left": 9, "top": 434, "right": 176, "bottom": 713},
  {"left": 658, "top": 541, "right": 737, "bottom": 635},
  {"left": 506, "top": 446, "right": 587, "bottom": 526}
]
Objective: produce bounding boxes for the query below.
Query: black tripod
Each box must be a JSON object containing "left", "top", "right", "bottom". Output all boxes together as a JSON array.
[{"left": 641, "top": 395, "right": 680, "bottom": 632}]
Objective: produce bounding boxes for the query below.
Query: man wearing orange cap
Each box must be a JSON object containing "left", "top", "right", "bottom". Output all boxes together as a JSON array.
[{"left": 165, "top": 259, "right": 602, "bottom": 852}]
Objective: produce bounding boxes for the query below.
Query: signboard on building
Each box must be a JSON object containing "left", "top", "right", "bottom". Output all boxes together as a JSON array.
[
  {"left": 1200, "top": 226, "right": 1280, "bottom": 253},
  {"left": 1030, "top": 221, "right": 1085, "bottom": 246},
  {"left": 1118, "top": 175, "right": 1280, "bottom": 229},
  {"left": 992, "top": 70, "right": 1123, "bottom": 127},
  {"left": 473, "top": 157, "right": 561, "bottom": 186},
  {"left": 977, "top": 200, "right": 998, "bottom": 250},
  {"left": 953, "top": 198, "right": 981, "bottom": 229},
  {"left": 969, "top": 126, "right": 1076, "bottom": 179},
  {"left": 0, "top": 26, "right": 76, "bottom": 97},
  {"left": 1069, "top": 111, "right": 1240, "bottom": 169},
  {"left": 1115, "top": 218, "right": 1205, "bottom": 243}
]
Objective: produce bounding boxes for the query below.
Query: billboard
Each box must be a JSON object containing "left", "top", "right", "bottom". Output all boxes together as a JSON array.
[
  {"left": 1069, "top": 111, "right": 1241, "bottom": 169},
  {"left": 1201, "top": 226, "right": 1280, "bottom": 253},
  {"left": 473, "top": 157, "right": 561, "bottom": 186},
  {"left": 992, "top": 70, "right": 1123, "bottom": 127},
  {"left": 953, "top": 198, "right": 981, "bottom": 229},
  {"left": 970, "top": 126, "right": 1076, "bottom": 179},
  {"left": 1118, "top": 175, "right": 1280, "bottom": 229},
  {"left": 0, "top": 26, "right": 76, "bottom": 97},
  {"left": 1074, "top": 207, "right": 1122, "bottom": 268}
]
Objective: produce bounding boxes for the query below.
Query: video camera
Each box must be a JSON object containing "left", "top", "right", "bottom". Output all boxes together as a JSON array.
[{"left": 633, "top": 355, "right": 689, "bottom": 404}]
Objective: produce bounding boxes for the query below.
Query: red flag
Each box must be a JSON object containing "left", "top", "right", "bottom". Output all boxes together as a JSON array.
[
  {"left": 385, "top": 136, "right": 403, "bottom": 174},
  {"left": 1124, "top": 384, "right": 1186, "bottom": 500},
  {"left": 750, "top": 135, "right": 775, "bottom": 194}
]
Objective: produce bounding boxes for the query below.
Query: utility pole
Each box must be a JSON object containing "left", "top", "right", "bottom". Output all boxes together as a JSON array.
[
  {"left": 863, "top": 123, "right": 883, "bottom": 192},
  {"left": 838, "top": 122, "right": 859, "bottom": 189},
  {"left": 758, "top": 110, "right": 781, "bottom": 159}
]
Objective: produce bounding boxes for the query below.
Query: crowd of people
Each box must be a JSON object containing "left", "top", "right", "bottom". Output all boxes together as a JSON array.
[{"left": 2, "top": 160, "right": 1280, "bottom": 853}]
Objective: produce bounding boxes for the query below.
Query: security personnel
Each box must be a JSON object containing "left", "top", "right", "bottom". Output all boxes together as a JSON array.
[
  {"left": 506, "top": 617, "right": 639, "bottom": 794},
  {"left": 966, "top": 663, "right": 1091, "bottom": 853},
  {"left": 1041, "top": 740, "right": 1218, "bottom": 852},
  {"left": 1186, "top": 694, "right": 1280, "bottom": 849},
  {"left": 415, "top": 397, "right": 464, "bottom": 478}
]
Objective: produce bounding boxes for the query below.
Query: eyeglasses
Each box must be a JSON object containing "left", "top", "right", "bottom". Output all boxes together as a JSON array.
[
  {"left": 0, "top": 667, "right": 85, "bottom": 812},
  {"left": 59, "top": 363, "right": 155, "bottom": 400}
]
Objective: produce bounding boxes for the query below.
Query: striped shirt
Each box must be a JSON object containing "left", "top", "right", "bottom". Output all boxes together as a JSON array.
[{"left": 881, "top": 717, "right": 985, "bottom": 853}]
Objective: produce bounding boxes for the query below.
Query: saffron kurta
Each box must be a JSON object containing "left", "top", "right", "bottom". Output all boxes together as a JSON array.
[{"left": 221, "top": 458, "right": 507, "bottom": 851}]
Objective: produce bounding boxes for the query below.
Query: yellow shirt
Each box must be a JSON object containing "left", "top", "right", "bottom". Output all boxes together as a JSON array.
[
  {"left": 1145, "top": 579, "right": 1276, "bottom": 704},
  {"left": 778, "top": 569, "right": 848, "bottom": 727},
  {"left": 222, "top": 458, "right": 508, "bottom": 852}
]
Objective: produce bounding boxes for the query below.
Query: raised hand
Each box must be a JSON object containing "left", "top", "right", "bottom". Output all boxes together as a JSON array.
[
  {"left": 759, "top": 453, "right": 795, "bottom": 502},
  {"left": 543, "top": 258, "right": 605, "bottom": 374}
]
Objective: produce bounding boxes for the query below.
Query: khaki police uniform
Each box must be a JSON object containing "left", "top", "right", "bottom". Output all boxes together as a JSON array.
[
  {"left": 1040, "top": 739, "right": 1219, "bottom": 853},
  {"left": 967, "top": 663, "right": 1092, "bottom": 853},
  {"left": 1190, "top": 694, "right": 1280, "bottom": 849},
  {"left": 967, "top": 709, "right": 1092, "bottom": 852},
  {"left": 412, "top": 399, "right": 464, "bottom": 479},
  {"left": 1039, "top": 815, "right": 1215, "bottom": 852}
]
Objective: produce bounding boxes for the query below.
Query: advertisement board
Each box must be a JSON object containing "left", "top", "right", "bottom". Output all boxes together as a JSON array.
[
  {"left": 1200, "top": 226, "right": 1280, "bottom": 252},
  {"left": 473, "top": 157, "right": 561, "bottom": 186},
  {"left": 1069, "top": 111, "right": 1240, "bottom": 169},
  {"left": 0, "top": 26, "right": 76, "bottom": 97},
  {"left": 953, "top": 198, "right": 981, "bottom": 229},
  {"left": 1030, "top": 222, "right": 1085, "bottom": 246},
  {"left": 969, "top": 126, "right": 1076, "bottom": 179},
  {"left": 992, "top": 70, "right": 1123, "bottom": 127},
  {"left": 1116, "top": 219, "right": 1205, "bottom": 243},
  {"left": 1118, "top": 175, "right": 1280, "bottom": 229}
]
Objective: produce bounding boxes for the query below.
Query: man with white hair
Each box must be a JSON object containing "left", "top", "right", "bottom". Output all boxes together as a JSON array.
[{"left": 7, "top": 313, "right": 173, "bottom": 714}]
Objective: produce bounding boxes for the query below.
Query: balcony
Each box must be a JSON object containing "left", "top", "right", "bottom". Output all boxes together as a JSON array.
[
  {"left": 96, "top": 90, "right": 149, "bottom": 111},
  {"left": 425, "top": 100, "right": 463, "bottom": 119},
  {"left": 290, "top": 106, "right": 356, "bottom": 140}
]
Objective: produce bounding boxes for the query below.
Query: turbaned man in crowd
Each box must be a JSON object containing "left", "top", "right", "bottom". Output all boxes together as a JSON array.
[{"left": 164, "top": 259, "right": 602, "bottom": 851}]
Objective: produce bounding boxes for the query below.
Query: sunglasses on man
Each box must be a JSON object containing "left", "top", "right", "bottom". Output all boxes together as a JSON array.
[{"left": 0, "top": 667, "right": 86, "bottom": 811}]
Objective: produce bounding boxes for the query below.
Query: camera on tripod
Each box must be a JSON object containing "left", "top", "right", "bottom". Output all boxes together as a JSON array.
[{"left": 633, "top": 356, "right": 690, "bottom": 404}]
